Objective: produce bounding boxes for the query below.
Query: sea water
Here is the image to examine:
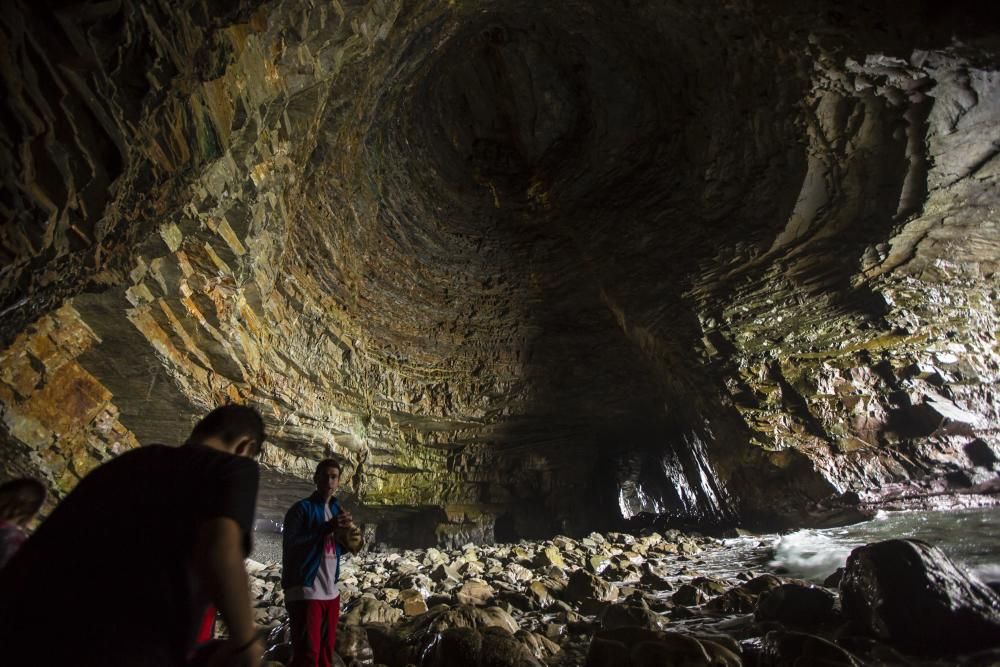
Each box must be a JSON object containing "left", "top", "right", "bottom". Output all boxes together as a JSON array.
[{"left": 764, "top": 505, "right": 1000, "bottom": 583}]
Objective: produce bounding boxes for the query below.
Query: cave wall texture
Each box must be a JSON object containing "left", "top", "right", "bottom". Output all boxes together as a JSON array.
[{"left": 1, "top": 0, "right": 998, "bottom": 542}]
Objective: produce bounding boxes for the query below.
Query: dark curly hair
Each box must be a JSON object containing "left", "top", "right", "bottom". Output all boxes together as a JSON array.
[{"left": 0, "top": 478, "right": 47, "bottom": 523}]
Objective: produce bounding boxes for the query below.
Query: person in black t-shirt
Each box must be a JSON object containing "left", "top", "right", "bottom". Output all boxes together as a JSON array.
[{"left": 0, "top": 405, "right": 267, "bottom": 667}]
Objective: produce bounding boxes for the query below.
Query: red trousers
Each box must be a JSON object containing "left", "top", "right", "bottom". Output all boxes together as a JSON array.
[
  {"left": 288, "top": 597, "right": 341, "bottom": 667},
  {"left": 196, "top": 606, "right": 216, "bottom": 643}
]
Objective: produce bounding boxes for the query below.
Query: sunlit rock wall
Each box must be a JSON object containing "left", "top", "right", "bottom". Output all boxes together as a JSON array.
[{"left": 1, "top": 0, "right": 997, "bottom": 539}]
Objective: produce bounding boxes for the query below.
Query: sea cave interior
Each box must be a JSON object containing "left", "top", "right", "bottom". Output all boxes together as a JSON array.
[{"left": 1, "top": 0, "right": 1000, "bottom": 663}]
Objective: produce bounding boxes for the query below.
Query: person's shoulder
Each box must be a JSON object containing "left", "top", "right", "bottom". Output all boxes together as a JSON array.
[
  {"left": 87, "top": 443, "right": 170, "bottom": 474},
  {"left": 112, "top": 443, "right": 171, "bottom": 459},
  {"left": 181, "top": 444, "right": 259, "bottom": 469},
  {"left": 287, "top": 495, "right": 316, "bottom": 513}
]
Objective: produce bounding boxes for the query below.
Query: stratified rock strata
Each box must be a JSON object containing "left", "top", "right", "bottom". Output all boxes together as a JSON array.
[{"left": 1, "top": 1, "right": 999, "bottom": 535}]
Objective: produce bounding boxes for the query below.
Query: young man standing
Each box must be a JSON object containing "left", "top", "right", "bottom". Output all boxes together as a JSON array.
[
  {"left": 282, "top": 459, "right": 359, "bottom": 667},
  {"left": 0, "top": 405, "right": 266, "bottom": 667}
]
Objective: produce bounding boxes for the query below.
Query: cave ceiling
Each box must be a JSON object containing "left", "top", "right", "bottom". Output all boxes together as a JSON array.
[{"left": 1, "top": 0, "right": 998, "bottom": 537}]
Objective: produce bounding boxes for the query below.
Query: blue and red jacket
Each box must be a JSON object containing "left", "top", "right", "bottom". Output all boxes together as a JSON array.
[{"left": 281, "top": 493, "right": 342, "bottom": 590}]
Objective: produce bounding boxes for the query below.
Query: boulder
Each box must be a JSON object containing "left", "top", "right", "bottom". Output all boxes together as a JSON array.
[
  {"left": 497, "top": 591, "right": 535, "bottom": 612},
  {"left": 335, "top": 623, "right": 374, "bottom": 665},
  {"left": 678, "top": 540, "right": 701, "bottom": 555},
  {"left": 840, "top": 539, "right": 1000, "bottom": 655},
  {"left": 823, "top": 568, "right": 845, "bottom": 589},
  {"left": 504, "top": 563, "right": 535, "bottom": 583},
  {"left": 580, "top": 597, "right": 616, "bottom": 616},
  {"left": 515, "top": 629, "right": 562, "bottom": 661},
  {"left": 755, "top": 583, "right": 836, "bottom": 626},
  {"left": 365, "top": 623, "right": 415, "bottom": 667},
  {"left": 708, "top": 573, "right": 786, "bottom": 613},
  {"left": 691, "top": 577, "right": 727, "bottom": 596},
  {"left": 430, "top": 562, "right": 461, "bottom": 583},
  {"left": 456, "top": 579, "right": 495, "bottom": 607},
  {"left": 426, "top": 604, "right": 519, "bottom": 635},
  {"left": 639, "top": 562, "right": 672, "bottom": 590},
  {"left": 534, "top": 545, "right": 567, "bottom": 569},
  {"left": 553, "top": 536, "right": 578, "bottom": 551},
  {"left": 671, "top": 583, "right": 705, "bottom": 607},
  {"left": 584, "top": 627, "right": 741, "bottom": 667},
  {"left": 651, "top": 542, "right": 679, "bottom": 555},
  {"left": 262, "top": 643, "right": 293, "bottom": 665},
  {"left": 343, "top": 597, "right": 403, "bottom": 626},
  {"left": 423, "top": 625, "right": 542, "bottom": 667},
  {"left": 587, "top": 554, "right": 612, "bottom": 574},
  {"left": 399, "top": 588, "right": 428, "bottom": 616},
  {"left": 705, "top": 587, "right": 755, "bottom": 614},
  {"left": 424, "top": 548, "right": 448, "bottom": 565},
  {"left": 565, "top": 569, "right": 619, "bottom": 604},
  {"left": 460, "top": 560, "right": 486, "bottom": 576},
  {"left": 604, "top": 561, "right": 642, "bottom": 584},
  {"left": 598, "top": 601, "right": 665, "bottom": 631},
  {"left": 527, "top": 580, "right": 556, "bottom": 608},
  {"left": 761, "top": 630, "right": 863, "bottom": 666}
]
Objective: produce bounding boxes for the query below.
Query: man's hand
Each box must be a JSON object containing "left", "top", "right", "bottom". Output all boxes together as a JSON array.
[
  {"left": 227, "top": 637, "right": 264, "bottom": 667},
  {"left": 334, "top": 511, "right": 364, "bottom": 554},
  {"left": 204, "top": 637, "right": 263, "bottom": 667},
  {"left": 324, "top": 511, "right": 353, "bottom": 534},
  {"left": 193, "top": 518, "right": 258, "bottom": 665}
]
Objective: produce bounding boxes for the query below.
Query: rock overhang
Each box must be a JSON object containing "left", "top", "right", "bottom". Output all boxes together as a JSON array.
[{"left": 0, "top": 0, "right": 998, "bottom": 543}]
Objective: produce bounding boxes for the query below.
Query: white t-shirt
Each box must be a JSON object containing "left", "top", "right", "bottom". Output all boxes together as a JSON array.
[{"left": 286, "top": 503, "right": 340, "bottom": 601}]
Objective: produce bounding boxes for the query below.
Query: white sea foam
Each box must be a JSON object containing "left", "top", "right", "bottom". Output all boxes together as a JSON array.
[
  {"left": 768, "top": 530, "right": 858, "bottom": 582},
  {"left": 972, "top": 563, "right": 1000, "bottom": 584}
]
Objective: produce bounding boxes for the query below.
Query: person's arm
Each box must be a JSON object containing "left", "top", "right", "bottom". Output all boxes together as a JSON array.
[
  {"left": 193, "top": 517, "right": 262, "bottom": 665},
  {"left": 331, "top": 504, "right": 362, "bottom": 554},
  {"left": 282, "top": 502, "right": 332, "bottom": 551}
]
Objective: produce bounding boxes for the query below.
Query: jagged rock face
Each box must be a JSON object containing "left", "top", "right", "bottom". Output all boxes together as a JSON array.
[{"left": 1, "top": 0, "right": 999, "bottom": 539}]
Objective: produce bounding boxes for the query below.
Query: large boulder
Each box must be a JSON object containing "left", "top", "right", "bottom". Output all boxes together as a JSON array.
[
  {"left": 584, "top": 627, "right": 741, "bottom": 667},
  {"left": 565, "top": 570, "right": 619, "bottom": 604},
  {"left": 761, "top": 630, "right": 863, "bottom": 666},
  {"left": 423, "top": 626, "right": 542, "bottom": 667},
  {"left": 534, "top": 545, "right": 567, "bottom": 570},
  {"left": 365, "top": 623, "right": 414, "bottom": 667},
  {"left": 527, "top": 580, "right": 556, "bottom": 608},
  {"left": 598, "top": 601, "right": 665, "bottom": 631},
  {"left": 343, "top": 597, "right": 404, "bottom": 626},
  {"left": 840, "top": 539, "right": 1000, "bottom": 654},
  {"left": 671, "top": 583, "right": 705, "bottom": 607},
  {"left": 706, "top": 574, "right": 784, "bottom": 614},
  {"left": 425, "top": 604, "right": 520, "bottom": 635},
  {"left": 754, "top": 583, "right": 836, "bottom": 627},
  {"left": 515, "top": 629, "right": 562, "bottom": 661},
  {"left": 400, "top": 588, "right": 429, "bottom": 616},
  {"left": 456, "top": 580, "right": 495, "bottom": 607},
  {"left": 335, "top": 623, "right": 374, "bottom": 665}
]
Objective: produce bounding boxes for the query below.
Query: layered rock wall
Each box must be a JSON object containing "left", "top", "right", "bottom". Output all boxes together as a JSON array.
[{"left": 1, "top": 0, "right": 998, "bottom": 538}]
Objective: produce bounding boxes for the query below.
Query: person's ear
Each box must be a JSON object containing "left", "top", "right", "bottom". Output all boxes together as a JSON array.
[{"left": 233, "top": 436, "right": 258, "bottom": 458}]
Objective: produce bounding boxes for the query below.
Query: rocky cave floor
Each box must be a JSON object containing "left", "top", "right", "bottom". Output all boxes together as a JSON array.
[{"left": 240, "top": 528, "right": 1000, "bottom": 667}]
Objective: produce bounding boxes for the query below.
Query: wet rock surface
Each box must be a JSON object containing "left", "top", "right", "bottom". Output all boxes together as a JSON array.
[
  {"left": 239, "top": 531, "right": 1000, "bottom": 666},
  {"left": 1, "top": 0, "right": 999, "bottom": 541},
  {"left": 840, "top": 539, "right": 1000, "bottom": 655}
]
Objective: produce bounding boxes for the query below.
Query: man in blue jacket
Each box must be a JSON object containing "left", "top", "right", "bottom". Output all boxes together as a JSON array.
[{"left": 282, "top": 459, "right": 355, "bottom": 667}]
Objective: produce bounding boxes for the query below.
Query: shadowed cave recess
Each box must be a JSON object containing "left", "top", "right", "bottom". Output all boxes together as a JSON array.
[{"left": 1, "top": 0, "right": 999, "bottom": 547}]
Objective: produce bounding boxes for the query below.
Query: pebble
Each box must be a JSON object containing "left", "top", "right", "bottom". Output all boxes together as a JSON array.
[{"left": 237, "top": 532, "right": 995, "bottom": 666}]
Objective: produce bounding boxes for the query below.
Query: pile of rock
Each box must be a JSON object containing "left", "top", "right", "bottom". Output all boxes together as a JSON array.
[{"left": 241, "top": 532, "right": 1000, "bottom": 666}]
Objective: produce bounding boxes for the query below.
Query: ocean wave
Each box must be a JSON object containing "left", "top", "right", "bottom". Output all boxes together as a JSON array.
[{"left": 768, "top": 530, "right": 856, "bottom": 582}]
